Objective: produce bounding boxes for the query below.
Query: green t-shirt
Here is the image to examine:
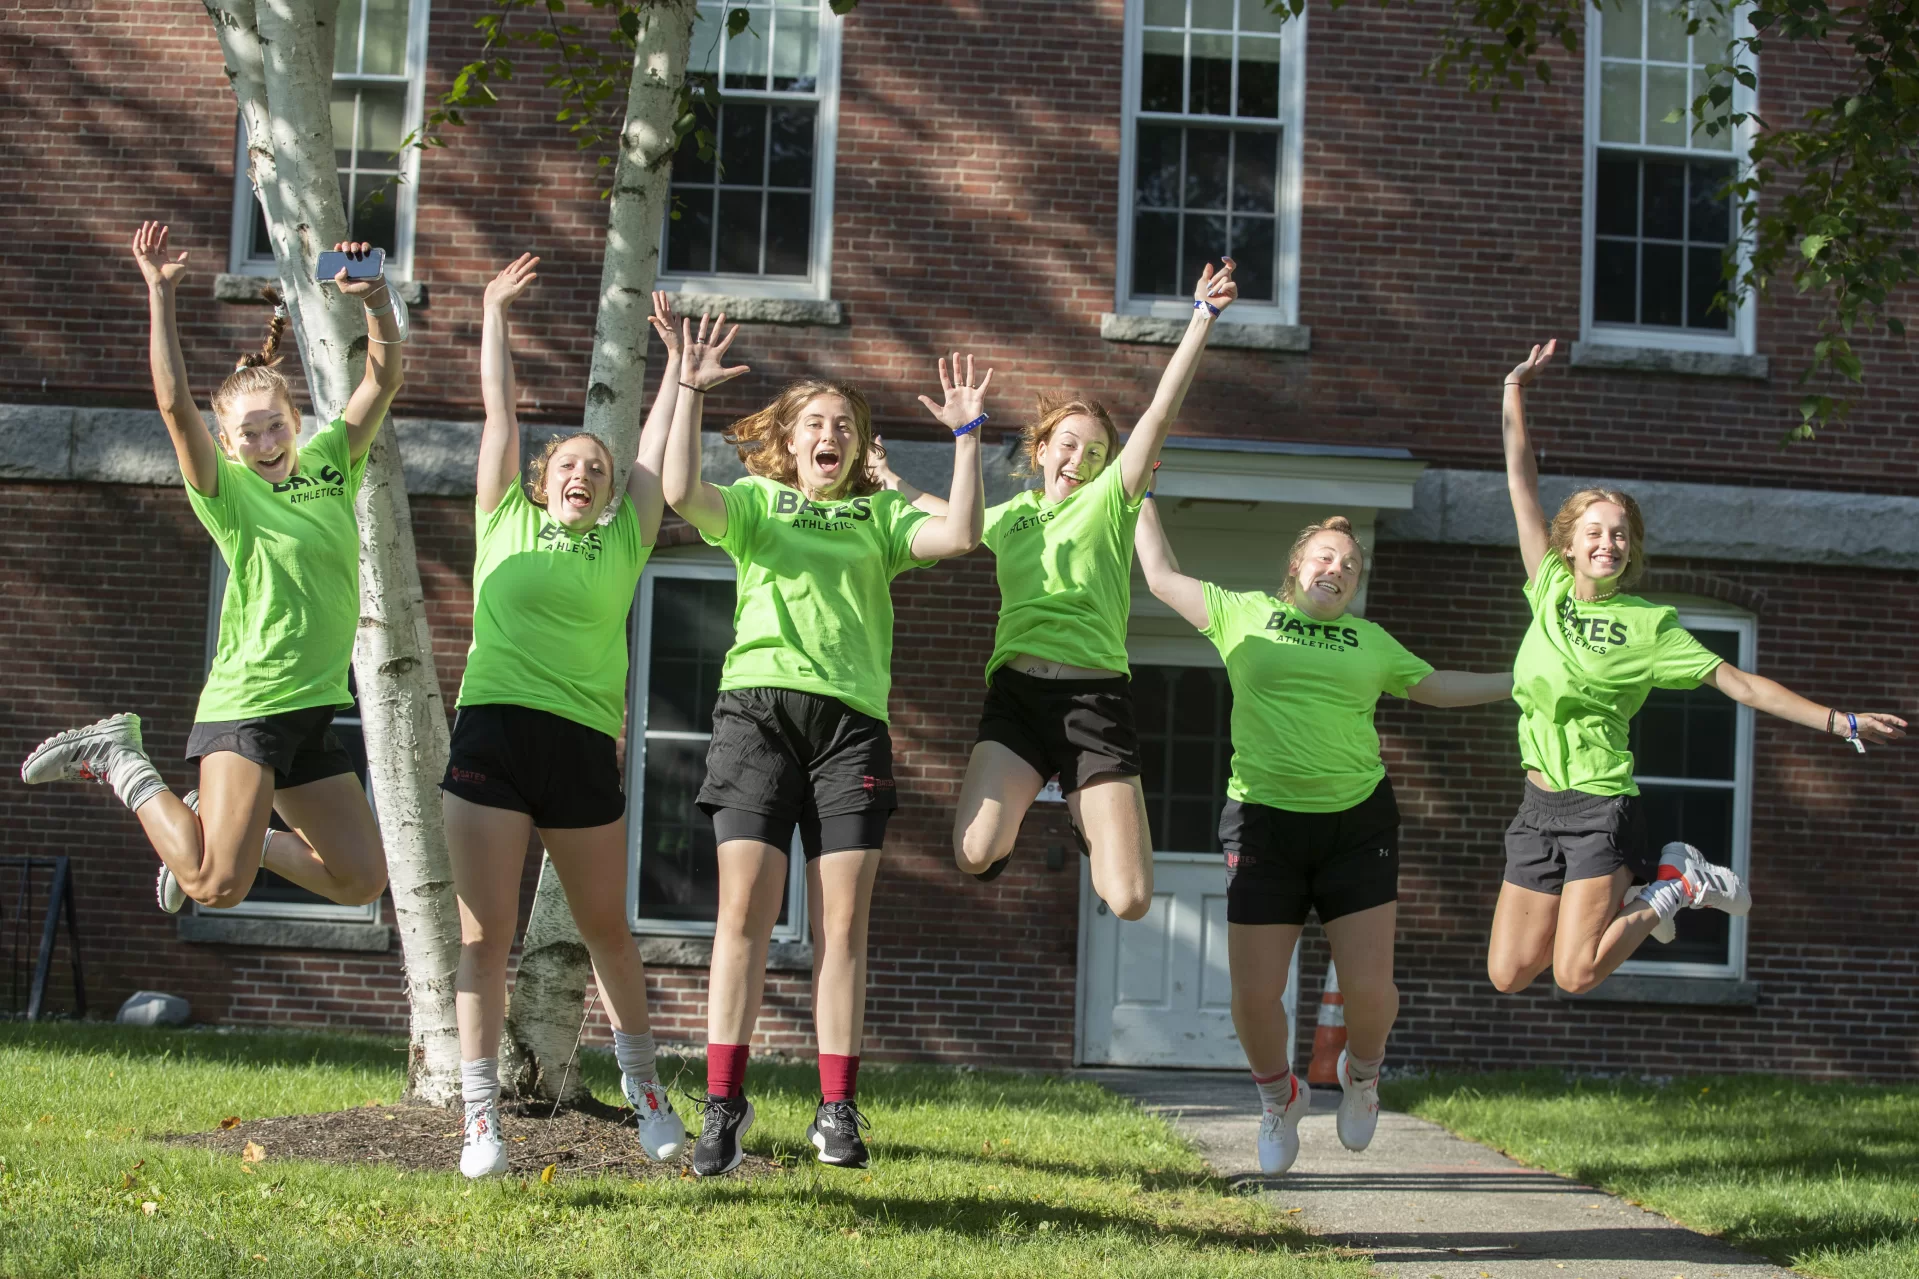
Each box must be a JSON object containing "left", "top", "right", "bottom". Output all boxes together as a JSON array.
[
  {"left": 1201, "top": 583, "right": 1435, "bottom": 812},
  {"left": 980, "top": 462, "right": 1141, "bottom": 679},
  {"left": 456, "top": 480, "right": 650, "bottom": 739},
  {"left": 187, "top": 418, "right": 370, "bottom": 722},
  {"left": 704, "top": 476, "right": 932, "bottom": 723},
  {"left": 1513, "top": 551, "right": 1724, "bottom": 795}
]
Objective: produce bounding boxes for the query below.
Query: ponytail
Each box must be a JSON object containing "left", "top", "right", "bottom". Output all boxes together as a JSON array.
[{"left": 211, "top": 287, "right": 294, "bottom": 428}]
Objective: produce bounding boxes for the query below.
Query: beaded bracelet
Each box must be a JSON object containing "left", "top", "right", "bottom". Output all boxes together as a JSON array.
[
  {"left": 1194, "top": 299, "right": 1220, "bottom": 318},
  {"left": 954, "top": 413, "right": 988, "bottom": 438}
]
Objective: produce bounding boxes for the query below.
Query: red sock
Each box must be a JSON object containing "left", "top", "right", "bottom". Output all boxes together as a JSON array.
[
  {"left": 819, "top": 1052, "right": 860, "bottom": 1103},
  {"left": 706, "top": 1042, "right": 749, "bottom": 1098}
]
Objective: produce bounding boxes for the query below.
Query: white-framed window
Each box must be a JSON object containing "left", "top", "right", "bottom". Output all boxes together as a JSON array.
[
  {"left": 1582, "top": 0, "right": 1755, "bottom": 353},
  {"left": 626, "top": 557, "right": 807, "bottom": 940},
  {"left": 194, "top": 549, "right": 383, "bottom": 924},
  {"left": 1116, "top": 0, "right": 1305, "bottom": 323},
  {"left": 658, "top": 0, "right": 844, "bottom": 301},
  {"left": 229, "top": 0, "right": 432, "bottom": 278},
  {"left": 1617, "top": 604, "right": 1754, "bottom": 979},
  {"left": 1133, "top": 662, "right": 1236, "bottom": 855}
]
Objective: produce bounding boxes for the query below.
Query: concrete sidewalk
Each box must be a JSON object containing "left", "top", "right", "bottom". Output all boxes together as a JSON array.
[{"left": 1082, "top": 1069, "right": 1796, "bottom": 1279}]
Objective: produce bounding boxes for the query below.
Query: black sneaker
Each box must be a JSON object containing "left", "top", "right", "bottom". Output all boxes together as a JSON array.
[
  {"left": 806, "top": 1100, "right": 871, "bottom": 1168},
  {"left": 691, "top": 1093, "right": 754, "bottom": 1177}
]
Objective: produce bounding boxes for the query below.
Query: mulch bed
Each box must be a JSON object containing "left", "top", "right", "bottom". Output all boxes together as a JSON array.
[{"left": 169, "top": 1095, "right": 778, "bottom": 1181}]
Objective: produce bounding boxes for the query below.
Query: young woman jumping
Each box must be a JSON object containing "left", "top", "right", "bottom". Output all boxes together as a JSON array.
[
  {"left": 1492, "top": 339, "right": 1905, "bottom": 999},
  {"left": 662, "top": 315, "right": 987, "bottom": 1176},
  {"left": 21, "top": 222, "right": 401, "bottom": 916},
  {"left": 949, "top": 258, "right": 1238, "bottom": 919},
  {"left": 443, "top": 257, "right": 687, "bottom": 1178},
  {"left": 1135, "top": 499, "right": 1512, "bottom": 1176}
]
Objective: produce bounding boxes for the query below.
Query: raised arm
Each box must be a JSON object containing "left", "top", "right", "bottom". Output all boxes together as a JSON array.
[
  {"left": 868, "top": 434, "right": 950, "bottom": 516},
  {"left": 908, "top": 353, "right": 988, "bottom": 560},
  {"left": 1406, "top": 670, "right": 1515, "bottom": 707},
  {"left": 629, "top": 290, "right": 685, "bottom": 542},
  {"left": 335, "top": 242, "right": 405, "bottom": 461},
  {"left": 1135, "top": 495, "right": 1209, "bottom": 631},
  {"left": 1118, "top": 258, "right": 1238, "bottom": 500},
  {"left": 1502, "top": 339, "right": 1557, "bottom": 584},
  {"left": 1708, "top": 663, "right": 1907, "bottom": 749},
  {"left": 131, "top": 222, "right": 220, "bottom": 496},
  {"left": 476, "top": 254, "right": 538, "bottom": 514},
  {"left": 661, "top": 312, "right": 747, "bottom": 538}
]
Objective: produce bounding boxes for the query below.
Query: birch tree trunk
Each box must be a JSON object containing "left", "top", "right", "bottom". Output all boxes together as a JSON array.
[
  {"left": 204, "top": 0, "right": 464, "bottom": 1105},
  {"left": 500, "top": 0, "right": 698, "bottom": 1101}
]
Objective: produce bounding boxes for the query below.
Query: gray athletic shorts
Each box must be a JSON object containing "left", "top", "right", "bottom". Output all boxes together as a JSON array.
[{"left": 1502, "top": 782, "right": 1653, "bottom": 893}]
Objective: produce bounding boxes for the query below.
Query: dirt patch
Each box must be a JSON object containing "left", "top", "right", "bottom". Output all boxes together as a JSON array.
[{"left": 169, "top": 1096, "right": 777, "bottom": 1181}]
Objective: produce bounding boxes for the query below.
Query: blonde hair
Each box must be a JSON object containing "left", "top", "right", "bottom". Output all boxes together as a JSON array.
[
  {"left": 209, "top": 287, "right": 293, "bottom": 433},
  {"left": 1017, "top": 395, "right": 1118, "bottom": 478},
  {"left": 725, "top": 379, "right": 879, "bottom": 496},
  {"left": 525, "top": 432, "right": 619, "bottom": 521},
  {"left": 1280, "top": 515, "right": 1365, "bottom": 603},
  {"left": 1548, "top": 487, "right": 1647, "bottom": 590}
]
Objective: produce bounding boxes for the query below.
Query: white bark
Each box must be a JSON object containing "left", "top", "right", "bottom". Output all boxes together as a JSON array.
[
  {"left": 502, "top": 0, "right": 697, "bottom": 1099},
  {"left": 204, "top": 0, "right": 464, "bottom": 1105}
]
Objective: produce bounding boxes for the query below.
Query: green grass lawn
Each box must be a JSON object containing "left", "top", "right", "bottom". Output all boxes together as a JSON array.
[
  {"left": 1383, "top": 1071, "right": 1919, "bottom": 1279},
  {"left": 0, "top": 1023, "right": 1363, "bottom": 1279}
]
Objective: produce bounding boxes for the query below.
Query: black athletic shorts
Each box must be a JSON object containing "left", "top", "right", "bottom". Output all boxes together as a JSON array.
[
  {"left": 440, "top": 703, "right": 625, "bottom": 830},
  {"left": 1503, "top": 781, "right": 1652, "bottom": 893},
  {"left": 697, "top": 687, "right": 895, "bottom": 860},
  {"left": 1218, "top": 777, "right": 1401, "bottom": 926},
  {"left": 974, "top": 667, "right": 1142, "bottom": 795},
  {"left": 186, "top": 706, "right": 356, "bottom": 790}
]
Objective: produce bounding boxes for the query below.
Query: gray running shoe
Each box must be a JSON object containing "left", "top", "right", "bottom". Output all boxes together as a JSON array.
[
  {"left": 1658, "top": 842, "right": 1751, "bottom": 916},
  {"left": 155, "top": 790, "right": 197, "bottom": 915},
  {"left": 21, "top": 713, "right": 145, "bottom": 785}
]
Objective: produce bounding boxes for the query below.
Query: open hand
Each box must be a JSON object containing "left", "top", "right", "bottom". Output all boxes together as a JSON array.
[
  {"left": 131, "top": 221, "right": 190, "bottom": 290},
  {"left": 650, "top": 291, "right": 683, "bottom": 358},
  {"left": 484, "top": 253, "right": 539, "bottom": 311},
  {"left": 1508, "top": 339, "right": 1558, "bottom": 387},
  {"left": 916, "top": 351, "right": 993, "bottom": 434},
  {"left": 1846, "top": 712, "right": 1908, "bottom": 746},
  {"left": 329, "top": 241, "right": 386, "bottom": 298},
  {"left": 680, "top": 312, "right": 749, "bottom": 391},
  {"left": 1194, "top": 257, "right": 1238, "bottom": 314}
]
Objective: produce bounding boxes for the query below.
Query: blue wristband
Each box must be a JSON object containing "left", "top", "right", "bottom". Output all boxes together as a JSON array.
[
  {"left": 1143, "top": 491, "right": 1154, "bottom": 500},
  {"left": 954, "top": 413, "right": 987, "bottom": 438},
  {"left": 1194, "top": 299, "right": 1220, "bottom": 318}
]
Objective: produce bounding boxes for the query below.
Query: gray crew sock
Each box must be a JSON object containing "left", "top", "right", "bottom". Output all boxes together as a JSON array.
[
  {"left": 1345, "top": 1051, "right": 1385, "bottom": 1083},
  {"left": 613, "top": 1028, "right": 659, "bottom": 1085},
  {"left": 1252, "top": 1069, "right": 1295, "bottom": 1111},
  {"left": 461, "top": 1057, "right": 501, "bottom": 1106},
  {"left": 105, "top": 749, "right": 168, "bottom": 814},
  {"left": 1636, "top": 877, "right": 1689, "bottom": 920}
]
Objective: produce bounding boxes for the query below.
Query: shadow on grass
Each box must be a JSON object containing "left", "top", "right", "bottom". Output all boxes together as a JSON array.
[{"left": 870, "top": 1139, "right": 1219, "bottom": 1192}]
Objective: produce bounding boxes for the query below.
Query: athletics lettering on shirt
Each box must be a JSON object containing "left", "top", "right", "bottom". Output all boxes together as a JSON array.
[
  {"left": 1556, "top": 596, "right": 1630, "bottom": 655},
  {"left": 770, "top": 489, "right": 874, "bottom": 532},
  {"left": 1002, "top": 506, "right": 1059, "bottom": 538},
  {"left": 1264, "top": 611, "right": 1363, "bottom": 651},
  {"left": 271, "top": 463, "right": 349, "bottom": 505},
  {"left": 535, "top": 522, "right": 604, "bottom": 561}
]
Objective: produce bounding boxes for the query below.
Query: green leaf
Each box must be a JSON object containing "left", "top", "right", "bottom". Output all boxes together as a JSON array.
[
  {"left": 828, "top": 0, "right": 861, "bottom": 12},
  {"left": 726, "top": 7, "right": 751, "bottom": 37},
  {"left": 1799, "top": 233, "right": 1829, "bottom": 261},
  {"left": 618, "top": 9, "right": 639, "bottom": 38}
]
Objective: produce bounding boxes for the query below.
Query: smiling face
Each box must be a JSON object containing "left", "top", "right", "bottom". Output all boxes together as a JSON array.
[
  {"left": 1038, "top": 414, "right": 1113, "bottom": 504},
  {"left": 1563, "top": 499, "right": 1631, "bottom": 591},
  {"left": 1288, "top": 529, "right": 1364, "bottom": 620},
  {"left": 218, "top": 389, "right": 301, "bottom": 483},
  {"left": 541, "top": 436, "right": 615, "bottom": 530},
  {"left": 784, "top": 393, "right": 862, "bottom": 500}
]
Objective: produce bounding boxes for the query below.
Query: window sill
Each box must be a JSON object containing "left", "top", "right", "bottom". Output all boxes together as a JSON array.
[
  {"left": 636, "top": 934, "right": 813, "bottom": 971},
  {"left": 1570, "top": 341, "right": 1767, "bottom": 380},
  {"left": 178, "top": 914, "right": 392, "bottom": 952},
  {"left": 1554, "top": 975, "right": 1759, "bottom": 1007},
  {"left": 662, "top": 292, "right": 842, "bottom": 326},
  {"left": 214, "top": 273, "right": 428, "bottom": 307},
  {"left": 1100, "top": 313, "right": 1310, "bottom": 352}
]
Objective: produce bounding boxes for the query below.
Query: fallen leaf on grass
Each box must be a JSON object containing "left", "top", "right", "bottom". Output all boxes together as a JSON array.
[
  {"left": 219, "top": 1116, "right": 242, "bottom": 1130},
  {"left": 1285, "top": 1207, "right": 1303, "bottom": 1215},
  {"left": 252, "top": 1254, "right": 267, "bottom": 1261},
  {"left": 130, "top": 1160, "right": 144, "bottom": 1171},
  {"left": 141, "top": 1201, "right": 157, "bottom": 1216},
  {"left": 119, "top": 1173, "right": 136, "bottom": 1189},
  {"left": 241, "top": 1141, "right": 266, "bottom": 1164},
  {"left": 540, "top": 1163, "right": 556, "bottom": 1185}
]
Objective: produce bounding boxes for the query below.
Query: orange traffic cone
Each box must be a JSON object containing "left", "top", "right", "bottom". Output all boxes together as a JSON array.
[{"left": 1306, "top": 961, "right": 1345, "bottom": 1087}]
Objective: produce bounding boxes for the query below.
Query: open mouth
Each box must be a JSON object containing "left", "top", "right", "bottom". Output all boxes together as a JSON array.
[
  {"left": 256, "top": 451, "right": 290, "bottom": 476},
  {"left": 1310, "top": 578, "right": 1343, "bottom": 597},
  {"left": 1058, "top": 470, "right": 1082, "bottom": 490},
  {"left": 1590, "top": 551, "right": 1620, "bottom": 572},
  {"left": 563, "top": 482, "right": 594, "bottom": 512},
  {"left": 813, "top": 445, "right": 843, "bottom": 479}
]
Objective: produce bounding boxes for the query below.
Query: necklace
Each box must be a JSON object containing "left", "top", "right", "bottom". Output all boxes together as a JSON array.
[{"left": 1575, "top": 588, "right": 1619, "bottom": 603}]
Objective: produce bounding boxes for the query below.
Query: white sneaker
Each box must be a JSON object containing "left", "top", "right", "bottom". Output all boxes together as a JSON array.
[
  {"left": 155, "top": 790, "right": 198, "bottom": 915},
  {"left": 1334, "top": 1050, "right": 1380, "bottom": 1152},
  {"left": 1256, "top": 1075, "right": 1311, "bottom": 1176},
  {"left": 1658, "top": 842, "right": 1751, "bottom": 916},
  {"left": 460, "top": 1098, "right": 510, "bottom": 1178},
  {"left": 1625, "top": 881, "right": 1677, "bottom": 944},
  {"left": 21, "top": 713, "right": 145, "bottom": 785},
  {"left": 623, "top": 1075, "right": 686, "bottom": 1161}
]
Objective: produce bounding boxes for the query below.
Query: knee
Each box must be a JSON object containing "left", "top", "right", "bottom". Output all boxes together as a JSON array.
[
  {"left": 338, "top": 866, "right": 388, "bottom": 907},
  {"left": 1343, "top": 974, "right": 1399, "bottom": 1012},
  {"left": 194, "top": 879, "right": 253, "bottom": 912},
  {"left": 1554, "top": 964, "right": 1602, "bottom": 996},
  {"left": 1487, "top": 960, "right": 1535, "bottom": 995},
  {"left": 1108, "top": 889, "right": 1152, "bottom": 922},
  {"left": 954, "top": 817, "right": 1007, "bottom": 873}
]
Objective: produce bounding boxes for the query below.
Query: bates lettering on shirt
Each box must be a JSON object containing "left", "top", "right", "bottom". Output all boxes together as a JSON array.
[{"left": 1264, "top": 612, "right": 1363, "bottom": 649}]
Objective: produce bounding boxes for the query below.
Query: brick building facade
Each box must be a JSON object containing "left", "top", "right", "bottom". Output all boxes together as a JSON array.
[{"left": 3, "top": 0, "right": 1914, "bottom": 1078}]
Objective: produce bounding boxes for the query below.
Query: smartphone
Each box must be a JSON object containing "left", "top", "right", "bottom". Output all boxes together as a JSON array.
[{"left": 315, "top": 247, "right": 386, "bottom": 281}]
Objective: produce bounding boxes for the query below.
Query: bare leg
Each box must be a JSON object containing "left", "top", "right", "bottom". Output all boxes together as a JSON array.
[
  {"left": 1069, "top": 773, "right": 1153, "bottom": 921},
  {"left": 808, "top": 847, "right": 883, "bottom": 1056},
  {"left": 1553, "top": 868, "right": 1662, "bottom": 994},
  {"left": 267, "top": 772, "right": 387, "bottom": 905},
  {"left": 951, "top": 742, "right": 1045, "bottom": 874},
  {"left": 1323, "top": 902, "right": 1398, "bottom": 1062},
  {"left": 543, "top": 818, "right": 652, "bottom": 1036},
  {"left": 1487, "top": 880, "right": 1560, "bottom": 993},
  {"left": 707, "top": 839, "right": 790, "bottom": 1047},
  {"left": 134, "top": 751, "right": 275, "bottom": 909},
  {"left": 1227, "top": 922, "right": 1304, "bottom": 1077},
  {"left": 445, "top": 793, "right": 534, "bottom": 1064}
]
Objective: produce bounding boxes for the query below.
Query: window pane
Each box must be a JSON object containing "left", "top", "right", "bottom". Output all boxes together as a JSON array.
[
  {"left": 1145, "top": 0, "right": 1185, "bottom": 24},
  {"left": 648, "top": 578, "right": 733, "bottom": 732},
  {"left": 1141, "top": 29, "right": 1185, "bottom": 112},
  {"left": 1687, "top": 246, "right": 1730, "bottom": 330},
  {"left": 1688, "top": 160, "right": 1731, "bottom": 241},
  {"left": 1645, "top": 3, "right": 1690, "bottom": 62},
  {"left": 1240, "top": 0, "right": 1285, "bottom": 33},
  {"left": 1694, "top": 67, "right": 1734, "bottom": 150},
  {"left": 673, "top": 127, "right": 717, "bottom": 184},
  {"left": 1192, "top": 0, "right": 1233, "bottom": 28},
  {"left": 764, "top": 191, "right": 811, "bottom": 275},
  {"left": 1594, "top": 239, "right": 1637, "bottom": 323},
  {"left": 1636, "top": 784, "right": 1733, "bottom": 965},
  {"left": 689, "top": 3, "right": 723, "bottom": 74},
  {"left": 1236, "top": 36, "right": 1281, "bottom": 118},
  {"left": 1136, "top": 124, "right": 1183, "bottom": 208},
  {"left": 724, "top": 14, "right": 769, "bottom": 90},
  {"left": 1172, "top": 668, "right": 1225, "bottom": 735},
  {"left": 248, "top": 197, "right": 273, "bottom": 261},
  {"left": 1640, "top": 242, "right": 1684, "bottom": 325},
  {"left": 639, "top": 740, "right": 723, "bottom": 923},
  {"left": 721, "top": 103, "right": 768, "bottom": 186},
  {"left": 716, "top": 189, "right": 763, "bottom": 272},
  {"left": 666, "top": 191, "right": 715, "bottom": 272},
  {"left": 768, "top": 105, "right": 815, "bottom": 188},
  {"left": 350, "top": 186, "right": 397, "bottom": 252},
  {"left": 771, "top": 8, "right": 819, "bottom": 91},
  {"left": 1138, "top": 665, "right": 1232, "bottom": 855},
  {"left": 1642, "top": 158, "right": 1685, "bottom": 239},
  {"left": 1133, "top": 211, "right": 1181, "bottom": 296},
  {"left": 1228, "top": 214, "right": 1275, "bottom": 302},
  {"left": 1600, "top": 0, "right": 1642, "bottom": 58},
  {"left": 1599, "top": 62, "right": 1641, "bottom": 144},
  {"left": 359, "top": 84, "right": 406, "bottom": 156},
  {"left": 333, "top": 0, "right": 365, "bottom": 73},
  {"left": 1189, "top": 32, "right": 1233, "bottom": 115},
  {"left": 1595, "top": 154, "right": 1638, "bottom": 236},
  {"left": 1231, "top": 129, "right": 1277, "bottom": 212},
  {"left": 1645, "top": 64, "right": 1689, "bottom": 147},
  {"left": 331, "top": 92, "right": 358, "bottom": 169},
  {"left": 361, "top": 0, "right": 409, "bottom": 75},
  {"left": 1184, "top": 127, "right": 1230, "bottom": 208},
  {"left": 1183, "top": 212, "right": 1229, "bottom": 283}
]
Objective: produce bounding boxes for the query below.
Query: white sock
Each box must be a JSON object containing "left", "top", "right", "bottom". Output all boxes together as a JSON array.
[
  {"left": 461, "top": 1057, "right": 501, "bottom": 1107},
  {"left": 613, "top": 1028, "right": 659, "bottom": 1084},
  {"left": 105, "top": 749, "right": 167, "bottom": 814},
  {"left": 1345, "top": 1052, "right": 1384, "bottom": 1083},
  {"left": 1636, "top": 877, "right": 1689, "bottom": 919},
  {"left": 1253, "top": 1070, "right": 1295, "bottom": 1111}
]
